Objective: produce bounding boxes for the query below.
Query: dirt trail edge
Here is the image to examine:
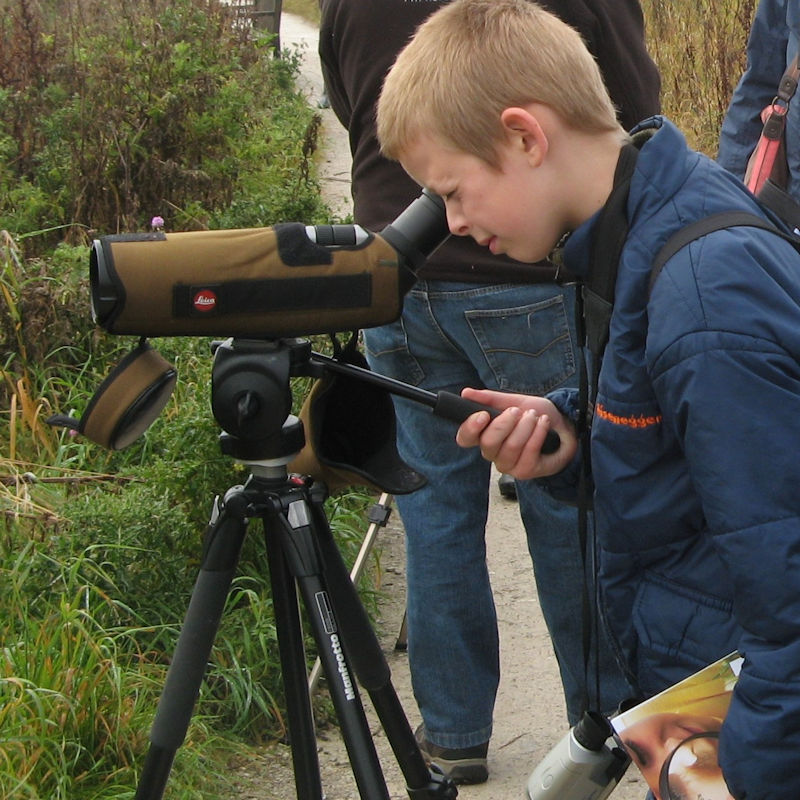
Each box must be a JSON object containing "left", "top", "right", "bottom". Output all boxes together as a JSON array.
[{"left": 232, "top": 14, "right": 647, "bottom": 800}]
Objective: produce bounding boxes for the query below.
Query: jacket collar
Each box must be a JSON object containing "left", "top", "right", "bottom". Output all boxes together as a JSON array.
[{"left": 557, "top": 116, "right": 691, "bottom": 279}]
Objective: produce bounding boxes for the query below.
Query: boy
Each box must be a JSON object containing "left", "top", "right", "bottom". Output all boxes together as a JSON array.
[{"left": 377, "top": 0, "right": 800, "bottom": 797}]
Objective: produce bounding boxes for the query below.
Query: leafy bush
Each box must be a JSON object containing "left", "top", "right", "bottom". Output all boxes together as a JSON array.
[
  {"left": 0, "top": 1, "right": 370, "bottom": 796},
  {"left": 0, "top": 0, "right": 328, "bottom": 250}
]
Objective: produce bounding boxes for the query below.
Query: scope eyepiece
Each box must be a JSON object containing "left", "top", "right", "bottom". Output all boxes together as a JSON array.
[{"left": 380, "top": 188, "right": 449, "bottom": 273}]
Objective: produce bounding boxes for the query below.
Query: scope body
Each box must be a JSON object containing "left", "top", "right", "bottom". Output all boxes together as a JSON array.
[{"left": 90, "top": 190, "right": 449, "bottom": 338}]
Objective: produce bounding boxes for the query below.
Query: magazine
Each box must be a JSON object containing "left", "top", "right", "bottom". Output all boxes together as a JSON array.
[{"left": 611, "top": 651, "right": 742, "bottom": 800}]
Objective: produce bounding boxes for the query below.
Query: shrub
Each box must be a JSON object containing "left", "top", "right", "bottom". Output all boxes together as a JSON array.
[
  {"left": 0, "top": 0, "right": 328, "bottom": 250},
  {"left": 0, "top": 1, "right": 348, "bottom": 795}
]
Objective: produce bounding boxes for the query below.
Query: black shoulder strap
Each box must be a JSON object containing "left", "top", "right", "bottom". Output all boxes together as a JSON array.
[
  {"left": 583, "top": 142, "right": 640, "bottom": 361},
  {"left": 574, "top": 141, "right": 640, "bottom": 718},
  {"left": 650, "top": 210, "right": 800, "bottom": 295}
]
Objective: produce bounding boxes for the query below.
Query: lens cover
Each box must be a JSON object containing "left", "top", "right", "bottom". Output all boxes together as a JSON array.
[{"left": 48, "top": 339, "right": 177, "bottom": 450}]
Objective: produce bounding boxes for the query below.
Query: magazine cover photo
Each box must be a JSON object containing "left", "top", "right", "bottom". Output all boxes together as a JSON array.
[{"left": 611, "top": 652, "right": 743, "bottom": 800}]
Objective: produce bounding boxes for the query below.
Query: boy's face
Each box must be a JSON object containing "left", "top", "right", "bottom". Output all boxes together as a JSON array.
[{"left": 400, "top": 131, "right": 564, "bottom": 264}]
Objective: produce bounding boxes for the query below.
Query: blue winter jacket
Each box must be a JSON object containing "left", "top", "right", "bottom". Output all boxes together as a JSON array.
[
  {"left": 551, "top": 116, "right": 800, "bottom": 799},
  {"left": 718, "top": 0, "right": 800, "bottom": 200}
]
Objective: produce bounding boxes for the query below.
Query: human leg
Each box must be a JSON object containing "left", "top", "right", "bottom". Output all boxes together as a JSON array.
[
  {"left": 364, "top": 293, "right": 499, "bottom": 750},
  {"left": 365, "top": 280, "right": 584, "bottom": 749},
  {"left": 413, "top": 280, "right": 631, "bottom": 725},
  {"left": 469, "top": 279, "right": 632, "bottom": 723}
]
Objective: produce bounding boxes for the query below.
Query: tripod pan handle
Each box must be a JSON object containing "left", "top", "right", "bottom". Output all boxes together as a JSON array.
[{"left": 432, "top": 391, "right": 561, "bottom": 454}]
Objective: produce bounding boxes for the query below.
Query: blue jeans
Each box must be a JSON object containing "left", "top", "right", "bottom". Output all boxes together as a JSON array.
[{"left": 364, "top": 280, "right": 631, "bottom": 749}]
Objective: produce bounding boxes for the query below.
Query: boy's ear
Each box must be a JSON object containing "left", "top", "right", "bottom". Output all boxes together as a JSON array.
[{"left": 500, "top": 107, "right": 548, "bottom": 166}]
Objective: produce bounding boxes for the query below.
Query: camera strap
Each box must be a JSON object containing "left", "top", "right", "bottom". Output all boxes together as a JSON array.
[{"left": 574, "top": 138, "right": 641, "bottom": 715}]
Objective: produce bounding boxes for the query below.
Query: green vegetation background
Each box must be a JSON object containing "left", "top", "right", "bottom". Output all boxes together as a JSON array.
[{"left": 0, "top": 0, "right": 758, "bottom": 797}]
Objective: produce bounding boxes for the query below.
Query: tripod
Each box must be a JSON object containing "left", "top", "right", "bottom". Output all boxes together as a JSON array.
[{"left": 132, "top": 337, "right": 463, "bottom": 800}]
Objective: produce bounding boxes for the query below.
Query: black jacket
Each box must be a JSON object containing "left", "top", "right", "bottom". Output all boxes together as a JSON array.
[{"left": 319, "top": 0, "right": 661, "bottom": 282}]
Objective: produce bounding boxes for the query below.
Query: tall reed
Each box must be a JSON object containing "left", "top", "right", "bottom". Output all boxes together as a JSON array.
[{"left": 641, "top": 0, "right": 758, "bottom": 155}]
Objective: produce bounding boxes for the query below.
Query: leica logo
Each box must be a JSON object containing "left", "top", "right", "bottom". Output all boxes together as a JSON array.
[{"left": 193, "top": 289, "right": 217, "bottom": 312}]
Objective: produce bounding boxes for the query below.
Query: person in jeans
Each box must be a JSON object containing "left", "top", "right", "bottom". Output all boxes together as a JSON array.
[
  {"left": 719, "top": 0, "right": 800, "bottom": 200},
  {"left": 377, "top": 0, "right": 800, "bottom": 795},
  {"left": 319, "top": 0, "right": 660, "bottom": 783}
]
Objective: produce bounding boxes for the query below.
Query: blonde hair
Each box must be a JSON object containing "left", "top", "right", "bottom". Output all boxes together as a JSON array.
[{"left": 377, "top": 0, "right": 621, "bottom": 166}]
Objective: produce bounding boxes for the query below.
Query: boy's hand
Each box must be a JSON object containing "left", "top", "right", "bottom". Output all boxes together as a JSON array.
[{"left": 455, "top": 388, "right": 578, "bottom": 479}]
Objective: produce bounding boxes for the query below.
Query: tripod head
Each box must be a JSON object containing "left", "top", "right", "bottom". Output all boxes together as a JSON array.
[
  {"left": 210, "top": 337, "right": 306, "bottom": 463},
  {"left": 209, "top": 334, "right": 562, "bottom": 495}
]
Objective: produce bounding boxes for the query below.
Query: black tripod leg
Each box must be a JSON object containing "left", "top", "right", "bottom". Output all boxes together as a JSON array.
[
  {"left": 308, "top": 500, "right": 457, "bottom": 799},
  {"left": 265, "top": 491, "right": 392, "bottom": 800},
  {"left": 135, "top": 489, "right": 248, "bottom": 800},
  {"left": 262, "top": 519, "right": 324, "bottom": 800}
]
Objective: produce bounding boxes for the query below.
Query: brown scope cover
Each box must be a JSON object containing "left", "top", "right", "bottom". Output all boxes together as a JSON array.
[{"left": 91, "top": 224, "right": 410, "bottom": 337}]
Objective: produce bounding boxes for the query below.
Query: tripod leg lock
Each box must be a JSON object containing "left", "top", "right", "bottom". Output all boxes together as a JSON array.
[
  {"left": 201, "top": 487, "right": 249, "bottom": 571},
  {"left": 407, "top": 764, "right": 458, "bottom": 799},
  {"left": 367, "top": 500, "right": 393, "bottom": 527}
]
